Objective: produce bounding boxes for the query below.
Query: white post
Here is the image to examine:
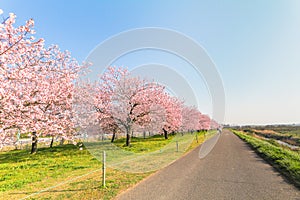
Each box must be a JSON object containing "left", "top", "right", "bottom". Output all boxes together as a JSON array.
[{"left": 102, "top": 151, "right": 106, "bottom": 187}]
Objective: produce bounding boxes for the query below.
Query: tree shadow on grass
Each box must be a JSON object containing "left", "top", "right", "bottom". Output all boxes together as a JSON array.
[
  {"left": 9, "top": 186, "right": 100, "bottom": 195},
  {"left": 0, "top": 144, "right": 79, "bottom": 164}
]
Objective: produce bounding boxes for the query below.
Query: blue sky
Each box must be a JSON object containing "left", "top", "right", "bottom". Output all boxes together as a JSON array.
[{"left": 1, "top": 0, "right": 300, "bottom": 125}]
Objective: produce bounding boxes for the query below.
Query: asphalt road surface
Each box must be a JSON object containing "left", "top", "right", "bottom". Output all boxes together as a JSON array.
[{"left": 116, "top": 130, "right": 299, "bottom": 200}]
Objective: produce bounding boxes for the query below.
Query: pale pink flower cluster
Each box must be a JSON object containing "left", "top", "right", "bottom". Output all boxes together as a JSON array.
[
  {"left": 0, "top": 11, "right": 87, "bottom": 148},
  {"left": 91, "top": 66, "right": 219, "bottom": 144}
]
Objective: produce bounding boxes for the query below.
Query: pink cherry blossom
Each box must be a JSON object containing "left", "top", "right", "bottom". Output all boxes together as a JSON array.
[
  {"left": 0, "top": 12, "right": 87, "bottom": 150},
  {"left": 96, "top": 67, "right": 181, "bottom": 145}
]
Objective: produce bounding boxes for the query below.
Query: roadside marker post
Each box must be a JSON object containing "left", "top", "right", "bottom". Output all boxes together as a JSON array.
[{"left": 102, "top": 151, "right": 106, "bottom": 188}]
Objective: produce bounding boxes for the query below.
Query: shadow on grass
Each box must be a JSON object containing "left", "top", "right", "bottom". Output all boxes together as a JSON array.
[
  {"left": 9, "top": 186, "right": 100, "bottom": 195},
  {"left": 0, "top": 144, "right": 81, "bottom": 164}
]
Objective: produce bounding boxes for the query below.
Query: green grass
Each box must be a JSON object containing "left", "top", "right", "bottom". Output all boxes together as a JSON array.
[
  {"left": 112, "top": 130, "right": 215, "bottom": 154},
  {"left": 0, "top": 143, "right": 151, "bottom": 200},
  {"left": 85, "top": 132, "right": 209, "bottom": 173},
  {"left": 0, "top": 144, "right": 97, "bottom": 191},
  {"left": 113, "top": 134, "right": 175, "bottom": 153},
  {"left": 186, "top": 130, "right": 216, "bottom": 152},
  {"left": 0, "top": 132, "right": 208, "bottom": 199},
  {"left": 232, "top": 129, "right": 300, "bottom": 187}
]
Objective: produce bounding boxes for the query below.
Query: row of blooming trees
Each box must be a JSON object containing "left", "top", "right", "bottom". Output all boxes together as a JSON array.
[
  {"left": 92, "top": 66, "right": 218, "bottom": 146},
  {"left": 0, "top": 10, "right": 219, "bottom": 151}
]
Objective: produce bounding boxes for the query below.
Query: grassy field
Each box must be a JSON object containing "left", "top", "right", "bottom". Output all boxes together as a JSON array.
[
  {"left": 254, "top": 125, "right": 300, "bottom": 137},
  {"left": 232, "top": 130, "right": 300, "bottom": 187},
  {"left": 237, "top": 125, "right": 300, "bottom": 147},
  {"left": 0, "top": 131, "right": 210, "bottom": 199}
]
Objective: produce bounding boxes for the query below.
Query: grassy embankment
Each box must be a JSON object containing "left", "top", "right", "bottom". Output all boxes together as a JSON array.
[
  {"left": 0, "top": 131, "right": 212, "bottom": 199},
  {"left": 232, "top": 130, "right": 300, "bottom": 188}
]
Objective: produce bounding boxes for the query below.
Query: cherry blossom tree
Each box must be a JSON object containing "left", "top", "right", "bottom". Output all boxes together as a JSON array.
[
  {"left": 0, "top": 12, "right": 39, "bottom": 148},
  {"left": 198, "top": 114, "right": 212, "bottom": 131},
  {"left": 95, "top": 67, "right": 171, "bottom": 146},
  {"left": 0, "top": 10, "right": 86, "bottom": 152},
  {"left": 210, "top": 119, "right": 221, "bottom": 130},
  {"left": 181, "top": 105, "right": 202, "bottom": 133},
  {"left": 72, "top": 81, "right": 98, "bottom": 135},
  {"left": 138, "top": 103, "right": 167, "bottom": 138},
  {"left": 157, "top": 93, "right": 183, "bottom": 139}
]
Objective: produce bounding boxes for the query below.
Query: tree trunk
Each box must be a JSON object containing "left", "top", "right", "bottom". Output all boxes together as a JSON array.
[
  {"left": 111, "top": 131, "right": 116, "bottom": 143},
  {"left": 126, "top": 127, "right": 131, "bottom": 146},
  {"left": 60, "top": 137, "right": 65, "bottom": 145},
  {"left": 143, "top": 131, "right": 146, "bottom": 139},
  {"left": 126, "top": 133, "right": 131, "bottom": 146},
  {"left": 163, "top": 128, "right": 168, "bottom": 139},
  {"left": 50, "top": 136, "right": 54, "bottom": 148},
  {"left": 31, "top": 132, "right": 38, "bottom": 154}
]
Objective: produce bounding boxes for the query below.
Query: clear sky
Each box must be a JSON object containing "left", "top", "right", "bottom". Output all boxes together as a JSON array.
[{"left": 1, "top": 0, "right": 300, "bottom": 125}]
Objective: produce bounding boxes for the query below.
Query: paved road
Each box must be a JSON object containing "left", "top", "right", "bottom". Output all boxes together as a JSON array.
[{"left": 116, "top": 130, "right": 300, "bottom": 200}]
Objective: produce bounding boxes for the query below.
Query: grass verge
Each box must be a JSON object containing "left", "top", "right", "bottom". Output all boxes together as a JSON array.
[{"left": 232, "top": 129, "right": 300, "bottom": 188}]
